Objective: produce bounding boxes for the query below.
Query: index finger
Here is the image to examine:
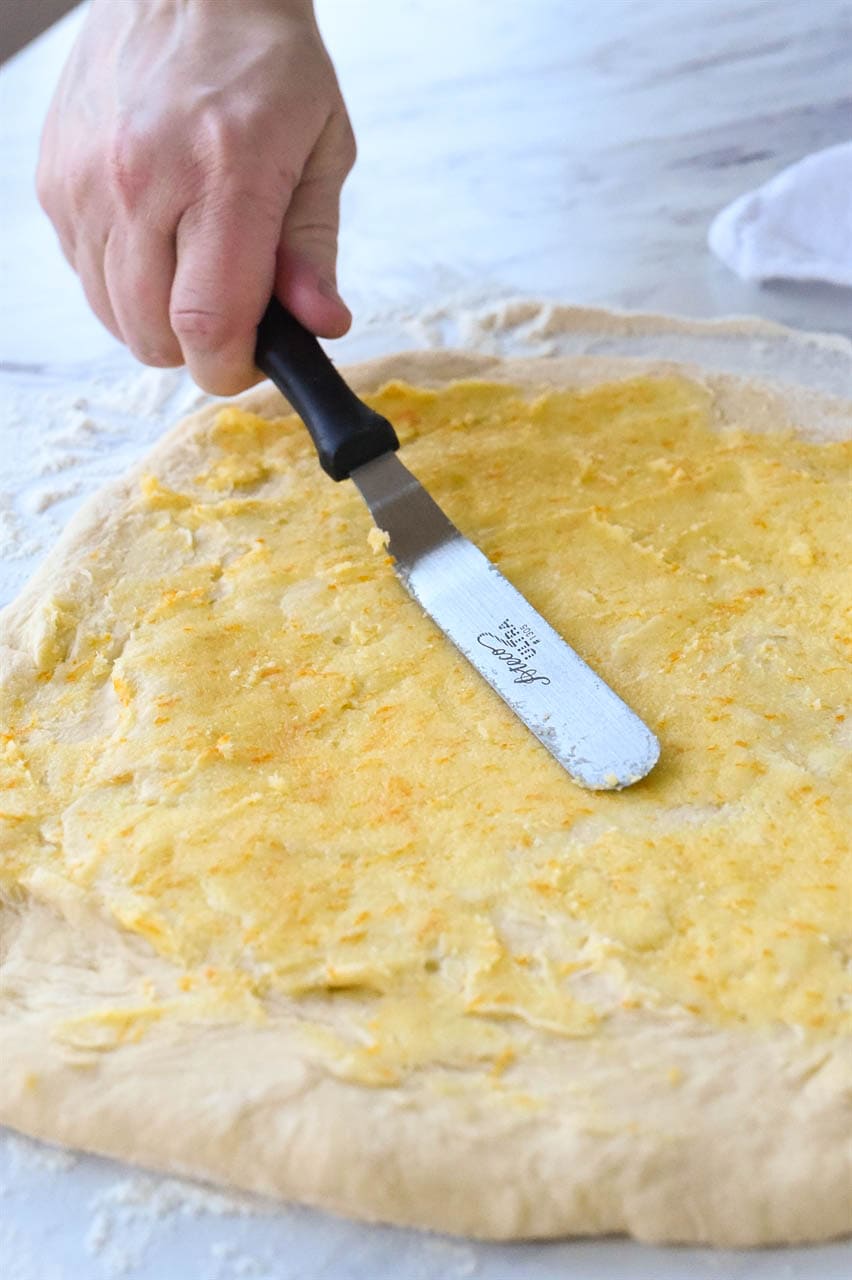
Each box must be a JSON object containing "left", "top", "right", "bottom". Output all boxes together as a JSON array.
[{"left": 170, "top": 179, "right": 292, "bottom": 395}]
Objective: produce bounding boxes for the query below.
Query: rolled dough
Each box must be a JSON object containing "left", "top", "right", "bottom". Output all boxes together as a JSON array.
[{"left": 1, "top": 314, "right": 850, "bottom": 1246}]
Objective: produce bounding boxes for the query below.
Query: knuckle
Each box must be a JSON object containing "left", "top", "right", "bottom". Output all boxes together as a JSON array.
[
  {"left": 271, "top": 159, "right": 300, "bottom": 204},
  {"left": 170, "top": 306, "right": 236, "bottom": 353},
  {"left": 288, "top": 223, "right": 339, "bottom": 255},
  {"left": 339, "top": 120, "right": 357, "bottom": 173},
  {"left": 106, "top": 121, "right": 153, "bottom": 211},
  {"left": 197, "top": 106, "right": 251, "bottom": 172}
]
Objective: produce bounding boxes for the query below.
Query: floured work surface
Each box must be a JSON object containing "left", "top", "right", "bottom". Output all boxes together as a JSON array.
[{"left": 1, "top": 345, "right": 850, "bottom": 1246}]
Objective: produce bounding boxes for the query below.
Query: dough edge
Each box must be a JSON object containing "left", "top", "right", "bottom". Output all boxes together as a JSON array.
[{"left": 2, "top": 315, "right": 851, "bottom": 1246}]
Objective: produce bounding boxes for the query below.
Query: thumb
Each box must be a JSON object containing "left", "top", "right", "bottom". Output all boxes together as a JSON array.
[{"left": 275, "top": 171, "right": 351, "bottom": 338}]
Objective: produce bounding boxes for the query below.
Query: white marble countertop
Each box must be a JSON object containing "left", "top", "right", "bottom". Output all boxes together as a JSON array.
[
  {"left": 1, "top": 3, "right": 850, "bottom": 1278},
  {"left": 1, "top": 0, "right": 851, "bottom": 378}
]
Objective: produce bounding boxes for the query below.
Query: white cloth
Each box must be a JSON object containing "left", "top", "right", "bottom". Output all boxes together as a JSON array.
[{"left": 708, "top": 142, "right": 852, "bottom": 288}]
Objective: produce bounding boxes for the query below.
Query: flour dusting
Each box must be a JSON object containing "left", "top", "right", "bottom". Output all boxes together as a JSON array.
[
  {"left": 0, "top": 494, "right": 42, "bottom": 561},
  {"left": 0, "top": 366, "right": 209, "bottom": 606},
  {"left": 83, "top": 1173, "right": 270, "bottom": 1278},
  {"left": 25, "top": 478, "right": 83, "bottom": 513},
  {"left": 2, "top": 1131, "right": 78, "bottom": 1175}
]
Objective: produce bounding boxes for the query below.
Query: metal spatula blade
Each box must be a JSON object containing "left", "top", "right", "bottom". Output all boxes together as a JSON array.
[
  {"left": 353, "top": 452, "right": 658, "bottom": 789},
  {"left": 256, "top": 299, "right": 659, "bottom": 790}
]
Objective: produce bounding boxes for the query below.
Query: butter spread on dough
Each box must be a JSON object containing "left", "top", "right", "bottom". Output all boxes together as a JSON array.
[{"left": 1, "top": 374, "right": 849, "bottom": 1094}]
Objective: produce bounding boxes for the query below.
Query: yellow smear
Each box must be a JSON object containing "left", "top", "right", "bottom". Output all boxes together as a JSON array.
[
  {"left": 2, "top": 375, "right": 850, "bottom": 1083},
  {"left": 56, "top": 1005, "right": 165, "bottom": 1052},
  {"left": 367, "top": 526, "right": 391, "bottom": 555}
]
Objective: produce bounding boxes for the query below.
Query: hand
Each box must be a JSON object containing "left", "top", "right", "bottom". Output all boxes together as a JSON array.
[{"left": 36, "top": 0, "right": 356, "bottom": 394}]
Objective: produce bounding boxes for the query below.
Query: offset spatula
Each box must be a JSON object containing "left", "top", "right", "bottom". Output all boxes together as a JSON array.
[{"left": 255, "top": 299, "right": 659, "bottom": 790}]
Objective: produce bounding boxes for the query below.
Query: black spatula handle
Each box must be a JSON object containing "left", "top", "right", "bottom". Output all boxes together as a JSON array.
[{"left": 255, "top": 298, "right": 399, "bottom": 481}]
